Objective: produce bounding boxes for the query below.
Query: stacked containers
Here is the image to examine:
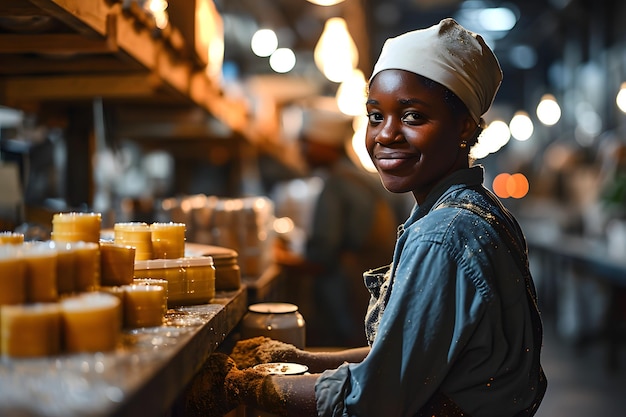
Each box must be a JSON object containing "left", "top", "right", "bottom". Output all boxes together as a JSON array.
[
  {"left": 150, "top": 222, "right": 186, "bottom": 259},
  {"left": 134, "top": 256, "right": 215, "bottom": 307},
  {"left": 114, "top": 222, "right": 153, "bottom": 261},
  {"left": 0, "top": 245, "right": 26, "bottom": 305},
  {"left": 51, "top": 212, "right": 101, "bottom": 244}
]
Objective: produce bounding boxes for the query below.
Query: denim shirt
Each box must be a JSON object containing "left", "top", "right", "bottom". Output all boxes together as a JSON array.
[{"left": 315, "top": 166, "right": 545, "bottom": 417}]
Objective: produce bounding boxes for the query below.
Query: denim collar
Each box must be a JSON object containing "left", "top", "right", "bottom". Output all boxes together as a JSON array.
[{"left": 407, "top": 165, "right": 485, "bottom": 225}]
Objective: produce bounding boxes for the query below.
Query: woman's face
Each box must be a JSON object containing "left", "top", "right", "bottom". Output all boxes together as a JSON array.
[{"left": 366, "top": 69, "right": 475, "bottom": 203}]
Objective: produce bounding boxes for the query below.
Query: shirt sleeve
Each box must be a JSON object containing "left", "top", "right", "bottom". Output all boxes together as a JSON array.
[{"left": 315, "top": 233, "right": 489, "bottom": 417}]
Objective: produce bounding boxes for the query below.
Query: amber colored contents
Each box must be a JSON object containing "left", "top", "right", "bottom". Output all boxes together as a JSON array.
[
  {"left": 1, "top": 303, "right": 61, "bottom": 357},
  {"left": 100, "top": 242, "right": 135, "bottom": 286},
  {"left": 114, "top": 222, "right": 152, "bottom": 261},
  {"left": 0, "top": 232, "right": 24, "bottom": 245},
  {"left": 182, "top": 257, "right": 215, "bottom": 305},
  {"left": 22, "top": 243, "right": 58, "bottom": 303},
  {"left": 150, "top": 222, "right": 186, "bottom": 259},
  {"left": 134, "top": 256, "right": 214, "bottom": 307},
  {"left": 45, "top": 241, "right": 76, "bottom": 295},
  {"left": 61, "top": 292, "right": 121, "bottom": 353},
  {"left": 0, "top": 246, "right": 26, "bottom": 305},
  {"left": 123, "top": 284, "right": 165, "bottom": 328},
  {"left": 52, "top": 212, "right": 102, "bottom": 243},
  {"left": 133, "top": 278, "right": 168, "bottom": 315},
  {"left": 73, "top": 242, "right": 100, "bottom": 292}
]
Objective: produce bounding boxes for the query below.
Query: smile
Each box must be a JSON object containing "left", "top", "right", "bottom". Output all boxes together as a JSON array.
[{"left": 374, "top": 152, "right": 419, "bottom": 170}]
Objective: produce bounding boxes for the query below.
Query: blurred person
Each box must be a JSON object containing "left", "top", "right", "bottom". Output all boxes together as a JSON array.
[
  {"left": 274, "top": 101, "right": 399, "bottom": 347},
  {"left": 185, "top": 18, "right": 546, "bottom": 417}
]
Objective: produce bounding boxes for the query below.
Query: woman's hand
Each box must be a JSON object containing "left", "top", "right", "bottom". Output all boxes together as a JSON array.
[
  {"left": 230, "top": 336, "right": 371, "bottom": 374},
  {"left": 184, "top": 352, "right": 287, "bottom": 417},
  {"left": 184, "top": 353, "right": 242, "bottom": 417},
  {"left": 230, "top": 336, "right": 299, "bottom": 369}
]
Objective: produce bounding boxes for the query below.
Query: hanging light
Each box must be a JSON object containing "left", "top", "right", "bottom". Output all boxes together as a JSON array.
[
  {"left": 269, "top": 48, "right": 296, "bottom": 73},
  {"left": 536, "top": 94, "right": 561, "bottom": 126},
  {"left": 251, "top": 29, "right": 278, "bottom": 57},
  {"left": 306, "top": 0, "right": 346, "bottom": 6},
  {"left": 509, "top": 111, "right": 533, "bottom": 141},
  {"left": 314, "top": 17, "right": 359, "bottom": 83},
  {"left": 336, "top": 69, "right": 367, "bottom": 116}
]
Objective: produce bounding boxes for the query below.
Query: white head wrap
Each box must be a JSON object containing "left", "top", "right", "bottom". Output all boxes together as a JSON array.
[
  {"left": 370, "top": 18, "right": 503, "bottom": 124},
  {"left": 298, "top": 97, "right": 352, "bottom": 147}
]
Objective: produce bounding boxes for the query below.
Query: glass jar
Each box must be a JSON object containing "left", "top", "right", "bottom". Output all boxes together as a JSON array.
[
  {"left": 240, "top": 302, "right": 305, "bottom": 349},
  {"left": 52, "top": 212, "right": 101, "bottom": 243}
]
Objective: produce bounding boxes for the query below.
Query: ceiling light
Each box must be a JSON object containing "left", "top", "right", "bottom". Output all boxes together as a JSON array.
[
  {"left": 536, "top": 94, "right": 561, "bottom": 126},
  {"left": 269, "top": 48, "right": 296, "bottom": 73},
  {"left": 336, "top": 69, "right": 367, "bottom": 116},
  {"left": 509, "top": 111, "right": 533, "bottom": 141},
  {"left": 251, "top": 29, "right": 278, "bottom": 57},
  {"left": 478, "top": 7, "right": 517, "bottom": 32},
  {"left": 314, "top": 17, "right": 358, "bottom": 83}
]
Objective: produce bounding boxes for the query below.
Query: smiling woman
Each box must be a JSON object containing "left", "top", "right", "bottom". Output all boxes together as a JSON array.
[{"left": 186, "top": 18, "right": 547, "bottom": 417}]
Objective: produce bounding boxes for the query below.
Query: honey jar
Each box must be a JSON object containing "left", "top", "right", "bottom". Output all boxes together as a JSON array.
[
  {"left": 52, "top": 212, "right": 101, "bottom": 243},
  {"left": 0, "top": 232, "right": 24, "bottom": 245},
  {"left": 150, "top": 222, "right": 186, "bottom": 259},
  {"left": 114, "top": 222, "right": 153, "bottom": 261}
]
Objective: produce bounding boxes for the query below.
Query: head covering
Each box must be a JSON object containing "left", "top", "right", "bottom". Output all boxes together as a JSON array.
[
  {"left": 370, "top": 18, "right": 503, "bottom": 124},
  {"left": 298, "top": 96, "right": 352, "bottom": 147}
]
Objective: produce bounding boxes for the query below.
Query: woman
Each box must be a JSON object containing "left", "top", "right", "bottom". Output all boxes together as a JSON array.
[{"left": 185, "top": 18, "right": 546, "bottom": 417}]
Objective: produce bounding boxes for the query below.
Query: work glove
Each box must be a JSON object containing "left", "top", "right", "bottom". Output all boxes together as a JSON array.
[
  {"left": 184, "top": 352, "right": 285, "bottom": 417},
  {"left": 230, "top": 336, "right": 299, "bottom": 369}
]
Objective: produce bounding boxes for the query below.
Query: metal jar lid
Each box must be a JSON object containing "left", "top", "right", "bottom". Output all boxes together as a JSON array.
[{"left": 248, "top": 302, "right": 298, "bottom": 314}]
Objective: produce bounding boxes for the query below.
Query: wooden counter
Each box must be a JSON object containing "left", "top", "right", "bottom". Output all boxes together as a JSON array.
[{"left": 0, "top": 287, "right": 247, "bottom": 417}]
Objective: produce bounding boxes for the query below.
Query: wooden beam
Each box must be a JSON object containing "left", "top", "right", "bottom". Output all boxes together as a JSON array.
[
  {"left": 25, "top": 0, "right": 111, "bottom": 36},
  {"left": 0, "top": 33, "right": 117, "bottom": 54},
  {"left": 0, "top": 1, "right": 44, "bottom": 15},
  {"left": 0, "top": 55, "right": 140, "bottom": 75},
  {"left": 1, "top": 73, "right": 162, "bottom": 100}
]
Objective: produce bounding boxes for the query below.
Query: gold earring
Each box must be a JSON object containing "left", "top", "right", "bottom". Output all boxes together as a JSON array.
[{"left": 460, "top": 141, "right": 467, "bottom": 149}]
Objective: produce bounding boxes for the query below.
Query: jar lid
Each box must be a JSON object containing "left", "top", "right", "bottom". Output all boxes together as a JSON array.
[{"left": 248, "top": 302, "right": 298, "bottom": 314}]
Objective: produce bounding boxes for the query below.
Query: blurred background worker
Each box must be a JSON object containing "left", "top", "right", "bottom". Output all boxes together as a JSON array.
[{"left": 273, "top": 99, "right": 403, "bottom": 347}]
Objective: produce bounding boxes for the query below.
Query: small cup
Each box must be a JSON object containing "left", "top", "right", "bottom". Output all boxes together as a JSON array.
[
  {"left": 100, "top": 241, "right": 136, "bottom": 286},
  {"left": 0, "top": 232, "right": 24, "bottom": 245},
  {"left": 114, "top": 222, "right": 152, "bottom": 261},
  {"left": 133, "top": 278, "right": 168, "bottom": 315},
  {"left": 52, "top": 212, "right": 101, "bottom": 243},
  {"left": 122, "top": 284, "right": 166, "bottom": 328},
  {"left": 61, "top": 292, "right": 121, "bottom": 353},
  {"left": 20, "top": 242, "right": 58, "bottom": 303},
  {"left": 0, "top": 245, "right": 26, "bottom": 305},
  {"left": 150, "top": 222, "right": 186, "bottom": 259}
]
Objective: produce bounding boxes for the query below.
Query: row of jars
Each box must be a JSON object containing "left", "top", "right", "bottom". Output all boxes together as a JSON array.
[{"left": 50, "top": 212, "right": 186, "bottom": 260}]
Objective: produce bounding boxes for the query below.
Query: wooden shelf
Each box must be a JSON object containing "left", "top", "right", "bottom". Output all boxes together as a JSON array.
[{"left": 0, "top": 0, "right": 248, "bottom": 134}]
